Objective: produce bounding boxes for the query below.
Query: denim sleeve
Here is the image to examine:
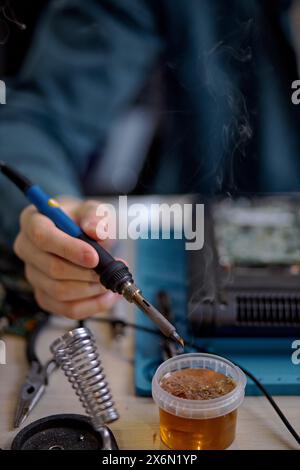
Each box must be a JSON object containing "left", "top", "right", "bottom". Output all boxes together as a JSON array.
[{"left": 0, "top": 0, "right": 163, "bottom": 244}]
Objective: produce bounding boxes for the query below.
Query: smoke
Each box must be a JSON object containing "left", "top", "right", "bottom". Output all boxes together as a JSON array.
[
  {"left": 188, "top": 241, "right": 215, "bottom": 312},
  {"left": 188, "top": 20, "right": 255, "bottom": 320},
  {"left": 0, "top": 1, "right": 26, "bottom": 45},
  {"left": 203, "top": 19, "right": 254, "bottom": 195}
]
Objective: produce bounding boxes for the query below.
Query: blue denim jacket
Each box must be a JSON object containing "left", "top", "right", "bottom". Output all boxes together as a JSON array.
[{"left": 0, "top": 0, "right": 299, "bottom": 243}]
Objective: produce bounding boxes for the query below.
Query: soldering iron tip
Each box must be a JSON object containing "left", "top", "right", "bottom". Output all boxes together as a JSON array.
[{"left": 171, "top": 331, "right": 185, "bottom": 349}]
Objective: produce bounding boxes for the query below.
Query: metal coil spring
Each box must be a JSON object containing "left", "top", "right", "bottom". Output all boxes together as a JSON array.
[{"left": 50, "top": 327, "right": 119, "bottom": 431}]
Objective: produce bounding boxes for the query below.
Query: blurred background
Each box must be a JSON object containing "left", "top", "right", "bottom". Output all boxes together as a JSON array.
[
  {"left": 0, "top": 0, "right": 300, "bottom": 200},
  {"left": 1, "top": 0, "right": 300, "bottom": 198},
  {"left": 0, "top": 0, "right": 166, "bottom": 196}
]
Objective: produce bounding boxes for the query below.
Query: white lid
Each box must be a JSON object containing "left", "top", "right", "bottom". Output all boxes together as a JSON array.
[{"left": 152, "top": 353, "right": 246, "bottom": 419}]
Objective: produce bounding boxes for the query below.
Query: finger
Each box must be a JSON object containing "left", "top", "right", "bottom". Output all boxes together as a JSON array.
[
  {"left": 25, "top": 264, "right": 106, "bottom": 302},
  {"left": 21, "top": 206, "right": 99, "bottom": 268},
  {"left": 35, "top": 288, "right": 119, "bottom": 320},
  {"left": 77, "top": 200, "right": 114, "bottom": 247},
  {"left": 14, "top": 233, "right": 100, "bottom": 282},
  {"left": 76, "top": 200, "right": 101, "bottom": 239}
]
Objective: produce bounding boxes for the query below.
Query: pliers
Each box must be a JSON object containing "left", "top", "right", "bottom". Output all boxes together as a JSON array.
[{"left": 14, "top": 313, "right": 58, "bottom": 428}]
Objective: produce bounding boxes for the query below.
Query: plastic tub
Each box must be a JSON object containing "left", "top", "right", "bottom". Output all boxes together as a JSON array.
[{"left": 152, "top": 353, "right": 246, "bottom": 450}]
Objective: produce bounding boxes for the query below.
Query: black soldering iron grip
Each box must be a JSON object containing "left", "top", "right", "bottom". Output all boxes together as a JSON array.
[
  {"left": 100, "top": 259, "right": 134, "bottom": 293},
  {"left": 78, "top": 234, "right": 115, "bottom": 266},
  {"left": 78, "top": 234, "right": 134, "bottom": 293}
]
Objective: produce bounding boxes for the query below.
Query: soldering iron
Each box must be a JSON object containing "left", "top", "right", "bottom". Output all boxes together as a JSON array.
[{"left": 0, "top": 161, "right": 184, "bottom": 346}]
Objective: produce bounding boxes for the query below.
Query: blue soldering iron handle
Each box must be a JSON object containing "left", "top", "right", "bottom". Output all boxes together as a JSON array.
[
  {"left": 25, "top": 185, "right": 133, "bottom": 292},
  {"left": 26, "top": 185, "right": 83, "bottom": 237}
]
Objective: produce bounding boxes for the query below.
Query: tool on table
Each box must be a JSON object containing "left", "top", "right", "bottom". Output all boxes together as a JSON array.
[
  {"left": 156, "top": 290, "right": 183, "bottom": 360},
  {"left": 14, "top": 312, "right": 58, "bottom": 428},
  {"left": 50, "top": 327, "right": 118, "bottom": 449},
  {"left": 11, "top": 414, "right": 118, "bottom": 450},
  {"left": 0, "top": 162, "right": 184, "bottom": 347}
]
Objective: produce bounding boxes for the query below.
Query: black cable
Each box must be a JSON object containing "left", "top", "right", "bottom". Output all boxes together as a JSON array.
[
  {"left": 89, "top": 316, "right": 161, "bottom": 336},
  {"left": 238, "top": 365, "right": 300, "bottom": 446},
  {"left": 89, "top": 316, "right": 300, "bottom": 447},
  {"left": 184, "top": 339, "right": 300, "bottom": 447}
]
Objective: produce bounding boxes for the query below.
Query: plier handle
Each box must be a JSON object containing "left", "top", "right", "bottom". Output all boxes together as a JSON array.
[{"left": 14, "top": 313, "right": 58, "bottom": 428}]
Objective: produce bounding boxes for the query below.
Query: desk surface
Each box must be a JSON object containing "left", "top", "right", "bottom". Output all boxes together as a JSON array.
[
  {"left": 0, "top": 234, "right": 300, "bottom": 450},
  {"left": 1, "top": 316, "right": 300, "bottom": 450}
]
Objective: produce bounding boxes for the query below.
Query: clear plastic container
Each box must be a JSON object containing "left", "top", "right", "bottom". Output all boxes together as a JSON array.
[{"left": 152, "top": 353, "right": 246, "bottom": 450}]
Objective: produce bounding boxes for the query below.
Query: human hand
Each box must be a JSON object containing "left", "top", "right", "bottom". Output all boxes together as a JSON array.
[{"left": 14, "top": 198, "right": 119, "bottom": 320}]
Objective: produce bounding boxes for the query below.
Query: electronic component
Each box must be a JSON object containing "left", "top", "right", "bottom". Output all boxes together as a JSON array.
[
  {"left": 0, "top": 245, "right": 43, "bottom": 338},
  {"left": 188, "top": 197, "right": 300, "bottom": 336}
]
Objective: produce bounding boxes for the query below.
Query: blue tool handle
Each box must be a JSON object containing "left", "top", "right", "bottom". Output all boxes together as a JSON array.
[
  {"left": 26, "top": 185, "right": 83, "bottom": 238},
  {"left": 0, "top": 163, "right": 134, "bottom": 293},
  {"left": 25, "top": 185, "right": 133, "bottom": 292}
]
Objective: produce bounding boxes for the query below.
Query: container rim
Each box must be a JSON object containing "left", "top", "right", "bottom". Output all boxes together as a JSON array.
[{"left": 152, "top": 353, "right": 247, "bottom": 419}]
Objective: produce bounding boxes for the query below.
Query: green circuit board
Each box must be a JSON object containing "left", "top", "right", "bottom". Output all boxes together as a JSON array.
[{"left": 213, "top": 198, "right": 300, "bottom": 266}]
